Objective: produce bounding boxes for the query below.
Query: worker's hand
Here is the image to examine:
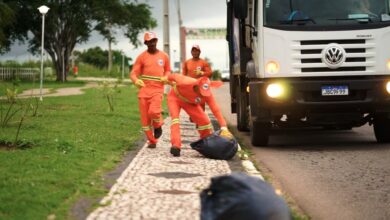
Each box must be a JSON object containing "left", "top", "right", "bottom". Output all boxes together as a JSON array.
[
  {"left": 220, "top": 127, "right": 234, "bottom": 139},
  {"left": 194, "top": 69, "right": 204, "bottom": 76},
  {"left": 160, "top": 76, "right": 169, "bottom": 84},
  {"left": 135, "top": 79, "right": 145, "bottom": 88}
]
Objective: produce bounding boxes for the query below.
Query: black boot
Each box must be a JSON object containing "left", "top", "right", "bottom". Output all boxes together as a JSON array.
[
  {"left": 154, "top": 127, "right": 162, "bottom": 139},
  {"left": 147, "top": 143, "right": 156, "bottom": 148},
  {"left": 170, "top": 146, "right": 181, "bottom": 157}
]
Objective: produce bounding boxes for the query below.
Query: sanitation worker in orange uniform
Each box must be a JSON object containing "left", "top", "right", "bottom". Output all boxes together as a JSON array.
[
  {"left": 161, "top": 74, "right": 233, "bottom": 157},
  {"left": 182, "top": 44, "right": 213, "bottom": 120},
  {"left": 130, "top": 32, "right": 171, "bottom": 148},
  {"left": 182, "top": 44, "right": 212, "bottom": 79}
]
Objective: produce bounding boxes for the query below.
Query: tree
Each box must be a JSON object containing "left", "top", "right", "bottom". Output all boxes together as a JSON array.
[
  {"left": 75, "top": 47, "right": 107, "bottom": 69},
  {"left": 0, "top": 1, "right": 15, "bottom": 53},
  {"left": 2, "top": 0, "right": 156, "bottom": 81},
  {"left": 74, "top": 47, "right": 131, "bottom": 70},
  {"left": 94, "top": 2, "right": 156, "bottom": 72}
]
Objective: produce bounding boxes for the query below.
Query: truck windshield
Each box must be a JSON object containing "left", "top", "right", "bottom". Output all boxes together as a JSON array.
[{"left": 264, "top": 0, "right": 390, "bottom": 27}]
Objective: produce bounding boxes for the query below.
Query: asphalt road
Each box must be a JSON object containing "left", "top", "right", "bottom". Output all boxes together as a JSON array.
[{"left": 213, "top": 82, "right": 390, "bottom": 220}]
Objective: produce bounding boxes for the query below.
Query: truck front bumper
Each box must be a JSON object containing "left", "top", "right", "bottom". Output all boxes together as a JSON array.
[{"left": 249, "top": 77, "right": 390, "bottom": 123}]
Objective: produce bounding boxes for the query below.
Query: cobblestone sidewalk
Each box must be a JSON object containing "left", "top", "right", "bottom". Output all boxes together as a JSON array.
[{"left": 86, "top": 112, "right": 232, "bottom": 220}]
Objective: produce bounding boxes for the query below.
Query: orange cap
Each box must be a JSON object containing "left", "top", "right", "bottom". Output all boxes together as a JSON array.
[
  {"left": 144, "top": 32, "right": 158, "bottom": 44},
  {"left": 191, "top": 44, "right": 201, "bottom": 52}
]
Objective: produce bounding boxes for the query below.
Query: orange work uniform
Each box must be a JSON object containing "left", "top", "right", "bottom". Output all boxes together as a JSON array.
[
  {"left": 182, "top": 59, "right": 212, "bottom": 111},
  {"left": 166, "top": 74, "right": 225, "bottom": 148},
  {"left": 182, "top": 59, "right": 212, "bottom": 79},
  {"left": 130, "top": 50, "right": 170, "bottom": 144}
]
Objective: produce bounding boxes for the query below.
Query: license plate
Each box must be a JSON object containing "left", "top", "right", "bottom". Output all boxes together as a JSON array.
[{"left": 321, "top": 85, "right": 349, "bottom": 96}]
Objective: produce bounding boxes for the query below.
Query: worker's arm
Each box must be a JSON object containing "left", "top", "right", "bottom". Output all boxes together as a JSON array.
[
  {"left": 205, "top": 94, "right": 227, "bottom": 127},
  {"left": 130, "top": 56, "right": 142, "bottom": 83},
  {"left": 164, "top": 53, "right": 172, "bottom": 76},
  {"left": 166, "top": 74, "right": 197, "bottom": 85},
  {"left": 130, "top": 56, "right": 145, "bottom": 88},
  {"left": 202, "top": 61, "right": 212, "bottom": 78},
  {"left": 182, "top": 61, "right": 187, "bottom": 76}
]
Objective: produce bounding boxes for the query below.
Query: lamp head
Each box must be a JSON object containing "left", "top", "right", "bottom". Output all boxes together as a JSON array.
[{"left": 38, "top": 5, "right": 50, "bottom": 15}]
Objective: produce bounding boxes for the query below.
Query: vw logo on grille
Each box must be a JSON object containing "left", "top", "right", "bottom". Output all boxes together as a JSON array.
[{"left": 321, "top": 43, "right": 346, "bottom": 69}]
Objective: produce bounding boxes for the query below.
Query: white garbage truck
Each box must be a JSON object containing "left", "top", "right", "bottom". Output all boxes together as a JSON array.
[{"left": 226, "top": 0, "right": 390, "bottom": 146}]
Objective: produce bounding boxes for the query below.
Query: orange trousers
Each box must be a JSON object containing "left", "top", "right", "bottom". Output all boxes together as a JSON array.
[
  {"left": 138, "top": 94, "right": 164, "bottom": 144},
  {"left": 167, "top": 94, "right": 212, "bottom": 148}
]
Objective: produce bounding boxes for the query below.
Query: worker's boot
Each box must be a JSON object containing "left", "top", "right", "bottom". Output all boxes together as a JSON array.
[
  {"left": 170, "top": 146, "right": 181, "bottom": 157},
  {"left": 154, "top": 127, "right": 162, "bottom": 139},
  {"left": 147, "top": 143, "right": 156, "bottom": 148}
]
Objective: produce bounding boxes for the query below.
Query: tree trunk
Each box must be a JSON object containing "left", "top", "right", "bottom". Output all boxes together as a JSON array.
[{"left": 50, "top": 47, "right": 69, "bottom": 82}]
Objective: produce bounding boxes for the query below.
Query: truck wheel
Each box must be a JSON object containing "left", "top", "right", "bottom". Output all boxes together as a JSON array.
[
  {"left": 236, "top": 82, "right": 249, "bottom": 131},
  {"left": 250, "top": 121, "right": 271, "bottom": 146},
  {"left": 373, "top": 115, "right": 390, "bottom": 143}
]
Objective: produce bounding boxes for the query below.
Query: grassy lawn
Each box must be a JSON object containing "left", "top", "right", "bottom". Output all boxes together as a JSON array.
[
  {"left": 0, "top": 82, "right": 146, "bottom": 219},
  {"left": 0, "top": 80, "right": 86, "bottom": 96}
]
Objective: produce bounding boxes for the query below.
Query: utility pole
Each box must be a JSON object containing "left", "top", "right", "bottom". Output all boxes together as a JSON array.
[
  {"left": 177, "top": 0, "right": 186, "bottom": 66},
  {"left": 163, "top": 0, "right": 170, "bottom": 56}
]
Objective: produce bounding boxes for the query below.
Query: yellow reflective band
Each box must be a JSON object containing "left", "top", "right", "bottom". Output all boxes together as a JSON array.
[
  {"left": 197, "top": 124, "right": 212, "bottom": 130},
  {"left": 152, "top": 118, "right": 161, "bottom": 122},
  {"left": 171, "top": 118, "right": 180, "bottom": 125},
  {"left": 142, "top": 126, "right": 152, "bottom": 131},
  {"left": 139, "top": 75, "right": 162, "bottom": 82},
  {"left": 173, "top": 84, "right": 192, "bottom": 103}
]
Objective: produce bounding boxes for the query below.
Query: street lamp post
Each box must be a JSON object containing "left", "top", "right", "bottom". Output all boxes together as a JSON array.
[
  {"left": 38, "top": 5, "right": 49, "bottom": 101},
  {"left": 122, "top": 52, "right": 125, "bottom": 79}
]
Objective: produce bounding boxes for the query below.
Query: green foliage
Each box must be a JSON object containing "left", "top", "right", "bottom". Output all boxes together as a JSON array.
[
  {"left": 0, "top": 1, "right": 15, "bottom": 53},
  {"left": 212, "top": 70, "right": 222, "bottom": 80},
  {"left": 76, "top": 47, "right": 107, "bottom": 69},
  {"left": 2, "top": 0, "right": 156, "bottom": 81},
  {"left": 0, "top": 59, "right": 53, "bottom": 68},
  {"left": 74, "top": 47, "right": 132, "bottom": 71},
  {"left": 0, "top": 85, "right": 142, "bottom": 219},
  {"left": 98, "top": 80, "right": 122, "bottom": 112}
]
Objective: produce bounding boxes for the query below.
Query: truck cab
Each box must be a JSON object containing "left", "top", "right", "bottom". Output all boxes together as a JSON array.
[{"left": 226, "top": 0, "right": 390, "bottom": 146}]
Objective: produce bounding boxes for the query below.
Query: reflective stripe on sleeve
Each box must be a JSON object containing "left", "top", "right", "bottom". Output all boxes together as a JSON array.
[
  {"left": 171, "top": 118, "right": 180, "bottom": 125},
  {"left": 197, "top": 124, "right": 212, "bottom": 131}
]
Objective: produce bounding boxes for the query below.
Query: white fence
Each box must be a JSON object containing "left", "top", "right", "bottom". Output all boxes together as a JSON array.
[{"left": 0, "top": 67, "right": 40, "bottom": 80}]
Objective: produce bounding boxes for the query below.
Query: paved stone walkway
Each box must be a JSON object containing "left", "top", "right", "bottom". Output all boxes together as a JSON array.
[
  {"left": 15, "top": 82, "right": 98, "bottom": 98},
  {"left": 86, "top": 112, "right": 232, "bottom": 220}
]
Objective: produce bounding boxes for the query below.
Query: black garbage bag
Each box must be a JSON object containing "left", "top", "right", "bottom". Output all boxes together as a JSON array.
[
  {"left": 190, "top": 130, "right": 238, "bottom": 160},
  {"left": 200, "top": 173, "right": 292, "bottom": 220}
]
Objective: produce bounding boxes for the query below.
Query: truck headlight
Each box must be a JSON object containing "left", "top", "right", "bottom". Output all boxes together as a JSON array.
[
  {"left": 386, "top": 81, "right": 390, "bottom": 94},
  {"left": 266, "top": 61, "right": 280, "bottom": 74},
  {"left": 266, "top": 83, "right": 284, "bottom": 98}
]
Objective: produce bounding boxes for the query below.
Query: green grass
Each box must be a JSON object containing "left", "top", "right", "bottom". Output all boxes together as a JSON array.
[
  {"left": 0, "top": 80, "right": 86, "bottom": 96},
  {"left": 76, "top": 63, "right": 126, "bottom": 78},
  {"left": 0, "top": 83, "right": 144, "bottom": 219}
]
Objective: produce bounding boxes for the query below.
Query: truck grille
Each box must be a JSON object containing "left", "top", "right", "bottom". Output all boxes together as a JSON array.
[{"left": 292, "top": 39, "right": 375, "bottom": 74}]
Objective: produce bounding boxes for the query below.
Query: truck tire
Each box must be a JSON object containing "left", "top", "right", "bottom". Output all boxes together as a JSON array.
[
  {"left": 236, "top": 81, "right": 249, "bottom": 131},
  {"left": 373, "top": 114, "right": 390, "bottom": 143},
  {"left": 250, "top": 121, "right": 271, "bottom": 146}
]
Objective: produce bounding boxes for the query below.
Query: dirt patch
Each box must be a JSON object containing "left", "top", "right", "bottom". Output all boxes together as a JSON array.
[{"left": 0, "top": 140, "right": 34, "bottom": 151}]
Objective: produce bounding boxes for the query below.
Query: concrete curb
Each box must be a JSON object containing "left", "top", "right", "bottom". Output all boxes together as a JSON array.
[{"left": 237, "top": 144, "right": 265, "bottom": 180}]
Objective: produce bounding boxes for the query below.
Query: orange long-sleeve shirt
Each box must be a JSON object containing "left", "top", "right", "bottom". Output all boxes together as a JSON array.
[
  {"left": 167, "top": 74, "right": 226, "bottom": 127},
  {"left": 182, "top": 58, "right": 212, "bottom": 78},
  {"left": 130, "top": 50, "right": 171, "bottom": 97}
]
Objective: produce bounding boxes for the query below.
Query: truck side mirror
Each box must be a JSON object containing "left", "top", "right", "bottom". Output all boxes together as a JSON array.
[{"left": 232, "top": 0, "right": 248, "bottom": 19}]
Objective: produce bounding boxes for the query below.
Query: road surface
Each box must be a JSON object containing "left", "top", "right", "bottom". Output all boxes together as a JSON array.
[{"left": 214, "top": 83, "right": 390, "bottom": 220}]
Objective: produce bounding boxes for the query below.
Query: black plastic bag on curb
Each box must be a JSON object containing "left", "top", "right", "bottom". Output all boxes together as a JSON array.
[
  {"left": 190, "top": 130, "right": 238, "bottom": 160},
  {"left": 200, "top": 173, "right": 292, "bottom": 220}
]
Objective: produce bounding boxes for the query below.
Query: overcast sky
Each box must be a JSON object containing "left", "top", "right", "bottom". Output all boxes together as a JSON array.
[{"left": 0, "top": 0, "right": 228, "bottom": 71}]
